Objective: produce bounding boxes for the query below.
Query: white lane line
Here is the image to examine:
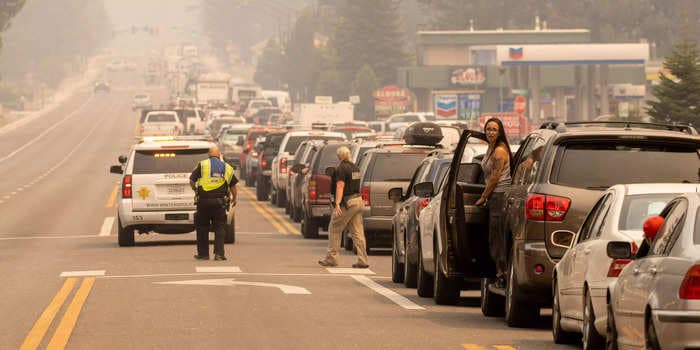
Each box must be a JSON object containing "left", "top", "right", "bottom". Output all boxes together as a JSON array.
[
  {"left": 60, "top": 270, "right": 106, "bottom": 277},
  {"left": 351, "top": 275, "right": 425, "bottom": 310},
  {"left": 16, "top": 188, "right": 23, "bottom": 192},
  {"left": 0, "top": 235, "right": 101, "bottom": 241},
  {"left": 10, "top": 192, "right": 16, "bottom": 195},
  {"left": 0, "top": 95, "right": 93, "bottom": 164},
  {"left": 100, "top": 272, "right": 391, "bottom": 279},
  {"left": 326, "top": 268, "right": 375, "bottom": 275},
  {"left": 154, "top": 279, "right": 311, "bottom": 295},
  {"left": 99, "top": 217, "right": 115, "bottom": 237},
  {"left": 2, "top": 195, "right": 9, "bottom": 199},
  {"left": 195, "top": 266, "right": 242, "bottom": 273}
]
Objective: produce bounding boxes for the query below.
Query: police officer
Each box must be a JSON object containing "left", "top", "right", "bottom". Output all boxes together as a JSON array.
[
  {"left": 318, "top": 146, "right": 369, "bottom": 268},
  {"left": 189, "top": 145, "right": 238, "bottom": 261}
]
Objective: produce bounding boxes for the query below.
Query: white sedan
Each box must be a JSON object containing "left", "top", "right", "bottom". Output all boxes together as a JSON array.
[
  {"left": 608, "top": 191, "right": 700, "bottom": 350},
  {"left": 552, "top": 183, "right": 699, "bottom": 349}
]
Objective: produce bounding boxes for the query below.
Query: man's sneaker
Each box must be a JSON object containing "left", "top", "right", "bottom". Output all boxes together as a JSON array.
[
  {"left": 214, "top": 255, "right": 227, "bottom": 261},
  {"left": 194, "top": 255, "right": 209, "bottom": 260},
  {"left": 352, "top": 262, "right": 369, "bottom": 269},
  {"left": 318, "top": 257, "right": 338, "bottom": 267}
]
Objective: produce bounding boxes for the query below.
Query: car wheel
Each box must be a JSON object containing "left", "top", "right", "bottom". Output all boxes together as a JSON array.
[
  {"left": 293, "top": 206, "right": 302, "bottom": 223},
  {"left": 552, "top": 279, "right": 577, "bottom": 343},
  {"left": 239, "top": 165, "right": 246, "bottom": 180},
  {"left": 583, "top": 290, "right": 604, "bottom": 350},
  {"left": 645, "top": 313, "right": 661, "bottom": 350},
  {"left": 606, "top": 302, "right": 619, "bottom": 350},
  {"left": 505, "top": 258, "right": 539, "bottom": 327},
  {"left": 343, "top": 230, "right": 353, "bottom": 251},
  {"left": 277, "top": 190, "right": 286, "bottom": 208},
  {"left": 225, "top": 215, "right": 235, "bottom": 244},
  {"left": 117, "top": 217, "right": 135, "bottom": 247},
  {"left": 433, "top": 240, "right": 460, "bottom": 305},
  {"left": 480, "top": 278, "right": 505, "bottom": 317},
  {"left": 270, "top": 187, "right": 277, "bottom": 204},
  {"left": 256, "top": 177, "right": 268, "bottom": 201},
  {"left": 403, "top": 232, "right": 417, "bottom": 288},
  {"left": 301, "top": 212, "right": 319, "bottom": 238},
  {"left": 416, "top": 238, "right": 433, "bottom": 297},
  {"left": 391, "top": 231, "right": 405, "bottom": 283}
]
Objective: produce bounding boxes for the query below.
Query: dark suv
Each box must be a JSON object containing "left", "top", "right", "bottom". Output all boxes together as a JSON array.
[
  {"left": 441, "top": 122, "right": 700, "bottom": 327},
  {"left": 255, "top": 131, "right": 287, "bottom": 201}
]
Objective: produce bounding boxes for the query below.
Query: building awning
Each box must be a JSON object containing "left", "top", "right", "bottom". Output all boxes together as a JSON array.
[{"left": 496, "top": 44, "right": 649, "bottom": 66}]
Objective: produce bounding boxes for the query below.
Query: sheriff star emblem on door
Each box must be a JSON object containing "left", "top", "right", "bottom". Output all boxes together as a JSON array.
[{"left": 137, "top": 187, "right": 151, "bottom": 200}]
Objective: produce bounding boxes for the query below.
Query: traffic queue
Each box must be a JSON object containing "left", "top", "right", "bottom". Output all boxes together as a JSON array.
[{"left": 114, "top": 95, "right": 700, "bottom": 349}]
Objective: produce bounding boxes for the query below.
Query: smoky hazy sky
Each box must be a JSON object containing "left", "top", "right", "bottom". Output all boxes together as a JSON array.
[{"left": 103, "top": 0, "right": 200, "bottom": 31}]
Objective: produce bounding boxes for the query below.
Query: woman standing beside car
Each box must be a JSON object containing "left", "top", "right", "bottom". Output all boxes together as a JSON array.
[{"left": 475, "top": 118, "right": 514, "bottom": 287}]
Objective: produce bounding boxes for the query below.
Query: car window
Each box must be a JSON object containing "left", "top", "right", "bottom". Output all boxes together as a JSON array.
[
  {"left": 133, "top": 148, "right": 209, "bottom": 174},
  {"left": 406, "top": 161, "right": 430, "bottom": 199},
  {"left": 295, "top": 143, "right": 309, "bottom": 161},
  {"left": 222, "top": 130, "right": 247, "bottom": 142},
  {"left": 147, "top": 114, "right": 177, "bottom": 123},
  {"left": 284, "top": 136, "right": 344, "bottom": 154},
  {"left": 651, "top": 199, "right": 688, "bottom": 256},
  {"left": 314, "top": 145, "right": 347, "bottom": 173},
  {"left": 355, "top": 146, "right": 374, "bottom": 164},
  {"left": 552, "top": 142, "right": 700, "bottom": 189},
  {"left": 433, "top": 162, "right": 450, "bottom": 187},
  {"left": 694, "top": 206, "right": 700, "bottom": 245},
  {"left": 589, "top": 193, "right": 614, "bottom": 239},
  {"left": 512, "top": 136, "right": 545, "bottom": 186},
  {"left": 367, "top": 153, "right": 426, "bottom": 182},
  {"left": 578, "top": 194, "right": 608, "bottom": 242},
  {"left": 618, "top": 194, "right": 678, "bottom": 231}
]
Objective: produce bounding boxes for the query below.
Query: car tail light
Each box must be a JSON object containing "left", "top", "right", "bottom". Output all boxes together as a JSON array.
[
  {"left": 251, "top": 150, "right": 259, "bottom": 157},
  {"left": 607, "top": 259, "right": 632, "bottom": 277},
  {"left": 416, "top": 198, "right": 430, "bottom": 217},
  {"left": 122, "top": 175, "right": 132, "bottom": 198},
  {"left": 246, "top": 142, "right": 252, "bottom": 150},
  {"left": 280, "top": 157, "right": 287, "bottom": 174},
  {"left": 680, "top": 265, "right": 700, "bottom": 299},
  {"left": 361, "top": 186, "right": 370, "bottom": 206},
  {"left": 261, "top": 160, "right": 267, "bottom": 168},
  {"left": 140, "top": 125, "right": 144, "bottom": 133},
  {"left": 308, "top": 178, "right": 317, "bottom": 200},
  {"left": 525, "top": 194, "right": 571, "bottom": 221}
]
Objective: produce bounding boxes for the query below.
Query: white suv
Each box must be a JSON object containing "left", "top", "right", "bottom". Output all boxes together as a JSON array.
[
  {"left": 269, "top": 130, "right": 346, "bottom": 207},
  {"left": 141, "top": 111, "right": 184, "bottom": 137},
  {"left": 110, "top": 137, "right": 236, "bottom": 246}
]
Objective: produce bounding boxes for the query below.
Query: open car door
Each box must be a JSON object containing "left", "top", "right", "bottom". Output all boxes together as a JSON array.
[{"left": 438, "top": 130, "right": 496, "bottom": 278}]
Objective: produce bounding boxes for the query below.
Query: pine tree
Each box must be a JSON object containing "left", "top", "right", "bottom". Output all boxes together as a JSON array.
[
  {"left": 350, "top": 64, "right": 380, "bottom": 120},
  {"left": 253, "top": 39, "right": 285, "bottom": 90},
  {"left": 647, "top": 38, "right": 700, "bottom": 125}
]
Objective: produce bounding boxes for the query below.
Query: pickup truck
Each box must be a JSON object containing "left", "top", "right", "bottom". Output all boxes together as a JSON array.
[{"left": 141, "top": 111, "right": 183, "bottom": 136}]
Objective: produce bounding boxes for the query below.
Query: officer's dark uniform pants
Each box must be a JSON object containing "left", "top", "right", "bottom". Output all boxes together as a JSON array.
[{"left": 195, "top": 198, "right": 227, "bottom": 257}]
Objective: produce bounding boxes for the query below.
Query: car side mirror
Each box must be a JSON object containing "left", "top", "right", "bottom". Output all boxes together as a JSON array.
[
  {"left": 551, "top": 230, "right": 575, "bottom": 249},
  {"left": 325, "top": 167, "right": 335, "bottom": 177},
  {"left": 118, "top": 155, "right": 127, "bottom": 164},
  {"left": 413, "top": 182, "right": 434, "bottom": 198},
  {"left": 110, "top": 165, "right": 123, "bottom": 174},
  {"left": 388, "top": 187, "right": 403, "bottom": 202},
  {"left": 607, "top": 241, "right": 633, "bottom": 260}
]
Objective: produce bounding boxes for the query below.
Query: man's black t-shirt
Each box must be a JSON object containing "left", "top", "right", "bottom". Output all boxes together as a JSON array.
[
  {"left": 332, "top": 160, "right": 360, "bottom": 197},
  {"left": 189, "top": 158, "right": 239, "bottom": 199}
]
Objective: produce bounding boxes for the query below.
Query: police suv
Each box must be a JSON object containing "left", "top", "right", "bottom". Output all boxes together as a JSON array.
[{"left": 110, "top": 136, "right": 236, "bottom": 246}]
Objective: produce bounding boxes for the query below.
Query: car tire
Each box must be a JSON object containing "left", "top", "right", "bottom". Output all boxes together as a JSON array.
[
  {"left": 480, "top": 278, "right": 505, "bottom": 317},
  {"left": 582, "top": 290, "right": 604, "bottom": 350},
  {"left": 292, "top": 206, "right": 302, "bottom": 223},
  {"left": 117, "top": 217, "right": 135, "bottom": 247},
  {"left": 285, "top": 197, "right": 291, "bottom": 215},
  {"left": 606, "top": 302, "right": 619, "bottom": 350},
  {"left": 416, "top": 239, "right": 433, "bottom": 297},
  {"left": 505, "top": 259, "right": 539, "bottom": 328},
  {"left": 343, "top": 230, "right": 353, "bottom": 251},
  {"left": 552, "top": 279, "right": 577, "bottom": 343},
  {"left": 256, "top": 177, "right": 268, "bottom": 201},
  {"left": 270, "top": 187, "right": 277, "bottom": 204},
  {"left": 403, "top": 233, "right": 418, "bottom": 288},
  {"left": 433, "top": 241, "right": 460, "bottom": 305},
  {"left": 391, "top": 232, "right": 405, "bottom": 283},
  {"left": 301, "top": 212, "right": 319, "bottom": 238},
  {"left": 277, "top": 190, "right": 287, "bottom": 208},
  {"left": 225, "top": 215, "right": 235, "bottom": 244},
  {"left": 645, "top": 313, "right": 661, "bottom": 350}
]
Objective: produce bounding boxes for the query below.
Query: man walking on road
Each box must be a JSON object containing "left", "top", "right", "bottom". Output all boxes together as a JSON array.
[
  {"left": 318, "top": 146, "right": 369, "bottom": 268},
  {"left": 190, "top": 145, "right": 238, "bottom": 261}
]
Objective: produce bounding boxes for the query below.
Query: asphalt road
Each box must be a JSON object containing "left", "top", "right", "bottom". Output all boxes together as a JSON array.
[{"left": 0, "top": 71, "right": 580, "bottom": 350}]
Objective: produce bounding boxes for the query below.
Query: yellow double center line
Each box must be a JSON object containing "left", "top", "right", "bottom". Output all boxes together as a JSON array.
[
  {"left": 239, "top": 187, "right": 300, "bottom": 235},
  {"left": 21, "top": 277, "right": 96, "bottom": 349}
]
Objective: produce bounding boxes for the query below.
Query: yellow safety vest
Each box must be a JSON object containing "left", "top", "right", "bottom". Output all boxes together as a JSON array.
[{"left": 197, "top": 158, "right": 234, "bottom": 192}]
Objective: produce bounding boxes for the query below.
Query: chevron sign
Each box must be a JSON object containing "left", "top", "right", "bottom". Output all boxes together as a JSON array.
[{"left": 435, "top": 94, "right": 457, "bottom": 119}]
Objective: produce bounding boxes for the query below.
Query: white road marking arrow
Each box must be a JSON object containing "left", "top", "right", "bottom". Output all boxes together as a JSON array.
[{"left": 154, "top": 278, "right": 311, "bottom": 295}]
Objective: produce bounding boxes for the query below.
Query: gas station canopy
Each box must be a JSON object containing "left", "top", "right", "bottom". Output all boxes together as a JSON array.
[{"left": 496, "top": 43, "right": 649, "bottom": 66}]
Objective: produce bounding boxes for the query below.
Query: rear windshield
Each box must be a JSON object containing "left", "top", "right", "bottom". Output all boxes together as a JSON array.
[
  {"left": 314, "top": 145, "right": 349, "bottom": 172},
  {"left": 355, "top": 146, "right": 374, "bottom": 164},
  {"left": 619, "top": 194, "right": 679, "bottom": 231},
  {"left": 367, "top": 153, "right": 427, "bottom": 181},
  {"left": 146, "top": 114, "right": 177, "bottom": 123},
  {"left": 284, "top": 136, "right": 345, "bottom": 154},
  {"left": 247, "top": 131, "right": 267, "bottom": 141},
  {"left": 552, "top": 142, "right": 700, "bottom": 189},
  {"left": 222, "top": 130, "right": 247, "bottom": 142},
  {"left": 133, "top": 149, "right": 208, "bottom": 174}
]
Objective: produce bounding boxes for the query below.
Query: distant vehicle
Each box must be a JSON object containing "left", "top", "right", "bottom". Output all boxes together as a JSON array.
[
  {"left": 261, "top": 90, "right": 291, "bottom": 113},
  {"left": 244, "top": 99, "right": 273, "bottom": 119},
  {"left": 182, "top": 45, "right": 198, "bottom": 58},
  {"left": 293, "top": 103, "right": 354, "bottom": 128},
  {"left": 195, "top": 73, "right": 231, "bottom": 106},
  {"left": 217, "top": 124, "right": 253, "bottom": 168},
  {"left": 368, "top": 121, "right": 386, "bottom": 133},
  {"left": 141, "top": 111, "right": 183, "bottom": 136},
  {"left": 231, "top": 83, "right": 262, "bottom": 112},
  {"left": 207, "top": 117, "right": 246, "bottom": 137},
  {"left": 256, "top": 131, "right": 287, "bottom": 201},
  {"left": 286, "top": 140, "right": 323, "bottom": 223},
  {"left": 106, "top": 59, "right": 126, "bottom": 72},
  {"left": 94, "top": 80, "right": 111, "bottom": 93},
  {"left": 385, "top": 112, "right": 436, "bottom": 132},
  {"left": 109, "top": 138, "right": 235, "bottom": 246},
  {"left": 132, "top": 94, "right": 152, "bottom": 111},
  {"left": 240, "top": 128, "right": 283, "bottom": 185}
]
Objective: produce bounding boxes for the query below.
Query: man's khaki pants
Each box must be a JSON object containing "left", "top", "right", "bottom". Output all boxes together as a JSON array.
[{"left": 326, "top": 197, "right": 368, "bottom": 264}]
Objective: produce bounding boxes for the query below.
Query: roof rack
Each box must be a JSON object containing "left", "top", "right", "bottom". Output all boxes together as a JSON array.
[
  {"left": 137, "top": 135, "right": 213, "bottom": 143},
  {"left": 539, "top": 121, "right": 698, "bottom": 135}
]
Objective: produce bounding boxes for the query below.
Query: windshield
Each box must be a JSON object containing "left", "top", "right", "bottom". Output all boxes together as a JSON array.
[
  {"left": 146, "top": 114, "right": 177, "bottom": 123},
  {"left": 553, "top": 142, "right": 700, "bottom": 189},
  {"left": 222, "top": 130, "right": 247, "bottom": 142},
  {"left": 619, "top": 194, "right": 679, "bottom": 231},
  {"left": 133, "top": 149, "right": 208, "bottom": 174}
]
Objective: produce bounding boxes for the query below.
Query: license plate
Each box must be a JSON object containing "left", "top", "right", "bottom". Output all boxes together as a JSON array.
[
  {"left": 167, "top": 185, "right": 185, "bottom": 194},
  {"left": 262, "top": 170, "right": 272, "bottom": 175},
  {"left": 311, "top": 206, "right": 331, "bottom": 217},
  {"left": 165, "top": 213, "right": 188, "bottom": 220}
]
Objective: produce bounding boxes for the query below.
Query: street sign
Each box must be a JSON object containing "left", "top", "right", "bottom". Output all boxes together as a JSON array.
[
  {"left": 514, "top": 95, "right": 527, "bottom": 115},
  {"left": 618, "top": 102, "right": 630, "bottom": 118},
  {"left": 314, "top": 96, "right": 333, "bottom": 104},
  {"left": 349, "top": 95, "right": 360, "bottom": 104}
]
